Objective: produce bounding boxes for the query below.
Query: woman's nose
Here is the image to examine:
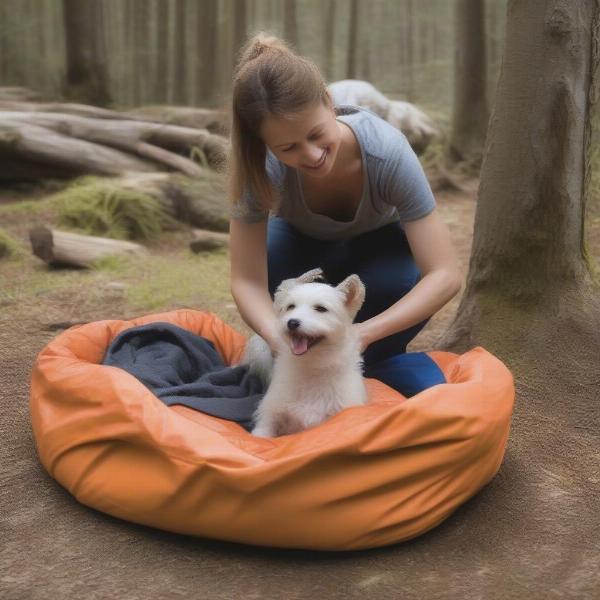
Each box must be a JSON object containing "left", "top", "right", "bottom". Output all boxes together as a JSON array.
[{"left": 301, "top": 145, "right": 323, "bottom": 165}]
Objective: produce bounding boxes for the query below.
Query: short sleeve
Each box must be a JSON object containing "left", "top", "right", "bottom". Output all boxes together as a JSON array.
[
  {"left": 229, "top": 150, "right": 285, "bottom": 223},
  {"left": 229, "top": 187, "right": 269, "bottom": 223},
  {"left": 381, "top": 131, "right": 436, "bottom": 222}
]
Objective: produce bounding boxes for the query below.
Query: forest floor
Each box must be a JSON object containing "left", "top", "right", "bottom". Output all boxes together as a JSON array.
[{"left": 1, "top": 177, "right": 599, "bottom": 599}]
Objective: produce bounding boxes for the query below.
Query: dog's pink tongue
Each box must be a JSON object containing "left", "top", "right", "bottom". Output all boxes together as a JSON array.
[{"left": 291, "top": 336, "right": 309, "bottom": 355}]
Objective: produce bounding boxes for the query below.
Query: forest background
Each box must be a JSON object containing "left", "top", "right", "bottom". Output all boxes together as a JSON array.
[{"left": 1, "top": 1, "right": 599, "bottom": 599}]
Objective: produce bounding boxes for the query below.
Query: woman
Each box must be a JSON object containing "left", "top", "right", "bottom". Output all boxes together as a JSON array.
[{"left": 227, "top": 33, "right": 462, "bottom": 397}]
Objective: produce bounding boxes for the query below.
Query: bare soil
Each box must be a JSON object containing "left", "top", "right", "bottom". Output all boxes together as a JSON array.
[{"left": 1, "top": 179, "right": 599, "bottom": 600}]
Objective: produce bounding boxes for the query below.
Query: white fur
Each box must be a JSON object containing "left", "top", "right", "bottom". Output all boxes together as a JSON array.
[{"left": 243, "top": 268, "right": 368, "bottom": 438}]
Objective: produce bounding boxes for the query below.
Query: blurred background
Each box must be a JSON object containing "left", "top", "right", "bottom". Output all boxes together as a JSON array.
[{"left": 0, "top": 0, "right": 506, "bottom": 114}]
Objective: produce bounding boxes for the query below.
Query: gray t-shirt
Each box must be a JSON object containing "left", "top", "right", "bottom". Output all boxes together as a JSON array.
[{"left": 230, "top": 105, "right": 436, "bottom": 241}]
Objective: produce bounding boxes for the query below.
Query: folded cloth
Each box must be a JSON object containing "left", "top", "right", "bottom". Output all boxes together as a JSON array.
[{"left": 102, "top": 322, "right": 264, "bottom": 431}]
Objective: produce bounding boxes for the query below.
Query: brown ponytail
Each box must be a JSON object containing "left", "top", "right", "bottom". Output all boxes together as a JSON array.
[{"left": 228, "top": 32, "right": 331, "bottom": 212}]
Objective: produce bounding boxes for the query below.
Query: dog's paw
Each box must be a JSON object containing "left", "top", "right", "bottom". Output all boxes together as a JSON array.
[{"left": 251, "top": 424, "right": 275, "bottom": 438}]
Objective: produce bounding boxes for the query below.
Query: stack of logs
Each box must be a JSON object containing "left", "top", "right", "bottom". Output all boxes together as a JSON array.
[{"left": 1, "top": 87, "right": 232, "bottom": 267}]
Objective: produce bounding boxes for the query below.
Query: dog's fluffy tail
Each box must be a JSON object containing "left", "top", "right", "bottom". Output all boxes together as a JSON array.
[{"left": 240, "top": 334, "right": 274, "bottom": 387}]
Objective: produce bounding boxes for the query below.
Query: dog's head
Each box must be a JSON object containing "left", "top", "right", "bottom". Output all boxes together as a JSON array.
[{"left": 273, "top": 268, "right": 365, "bottom": 356}]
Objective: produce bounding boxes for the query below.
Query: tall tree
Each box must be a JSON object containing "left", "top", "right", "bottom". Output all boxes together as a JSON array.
[
  {"left": 172, "top": 0, "right": 188, "bottom": 105},
  {"left": 232, "top": 0, "right": 247, "bottom": 69},
  {"left": 441, "top": 1, "right": 600, "bottom": 415},
  {"left": 197, "top": 0, "right": 218, "bottom": 105},
  {"left": 283, "top": 0, "right": 298, "bottom": 50},
  {"left": 448, "top": 0, "right": 489, "bottom": 167},
  {"left": 346, "top": 0, "right": 359, "bottom": 79},
  {"left": 324, "top": 0, "right": 336, "bottom": 82},
  {"left": 62, "top": 0, "right": 112, "bottom": 106},
  {"left": 404, "top": 0, "right": 415, "bottom": 100},
  {"left": 155, "top": 0, "right": 170, "bottom": 104}
]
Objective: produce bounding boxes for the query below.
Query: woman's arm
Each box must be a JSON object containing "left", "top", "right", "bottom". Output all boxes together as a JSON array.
[
  {"left": 229, "top": 217, "right": 280, "bottom": 350},
  {"left": 355, "top": 209, "right": 462, "bottom": 351}
]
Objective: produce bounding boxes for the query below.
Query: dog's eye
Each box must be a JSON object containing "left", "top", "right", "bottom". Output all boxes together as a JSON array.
[
  {"left": 286, "top": 304, "right": 296, "bottom": 311},
  {"left": 314, "top": 305, "right": 328, "bottom": 313}
]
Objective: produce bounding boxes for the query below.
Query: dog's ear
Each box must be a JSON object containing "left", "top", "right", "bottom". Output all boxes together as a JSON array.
[
  {"left": 276, "top": 268, "right": 325, "bottom": 295},
  {"left": 336, "top": 274, "right": 365, "bottom": 319}
]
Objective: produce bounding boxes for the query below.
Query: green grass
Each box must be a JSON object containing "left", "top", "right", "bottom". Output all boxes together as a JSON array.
[
  {"left": 50, "top": 176, "right": 180, "bottom": 241},
  {"left": 0, "top": 197, "right": 58, "bottom": 218},
  {"left": 0, "top": 228, "right": 23, "bottom": 259},
  {"left": 123, "top": 250, "right": 231, "bottom": 311}
]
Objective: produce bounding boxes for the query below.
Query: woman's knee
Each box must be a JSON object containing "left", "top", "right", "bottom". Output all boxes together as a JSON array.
[{"left": 363, "top": 351, "right": 446, "bottom": 397}]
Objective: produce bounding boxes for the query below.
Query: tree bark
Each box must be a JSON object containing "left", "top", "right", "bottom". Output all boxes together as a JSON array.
[
  {"left": 448, "top": 0, "right": 490, "bottom": 167},
  {"left": 440, "top": 1, "right": 600, "bottom": 420}
]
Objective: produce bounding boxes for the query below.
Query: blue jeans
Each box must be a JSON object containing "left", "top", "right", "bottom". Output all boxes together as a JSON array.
[{"left": 266, "top": 217, "right": 446, "bottom": 397}]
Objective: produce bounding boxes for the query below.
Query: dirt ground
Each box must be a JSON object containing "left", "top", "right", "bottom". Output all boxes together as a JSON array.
[{"left": 1, "top": 179, "right": 599, "bottom": 599}]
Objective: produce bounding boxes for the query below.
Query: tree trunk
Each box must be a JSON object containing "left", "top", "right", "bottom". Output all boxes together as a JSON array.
[
  {"left": 232, "top": 0, "right": 248, "bottom": 69},
  {"left": 346, "top": 0, "right": 359, "bottom": 79},
  {"left": 324, "top": 0, "right": 336, "bottom": 82},
  {"left": 448, "top": 0, "right": 489, "bottom": 167},
  {"left": 283, "top": 0, "right": 298, "bottom": 50},
  {"left": 155, "top": 0, "right": 169, "bottom": 104},
  {"left": 404, "top": 0, "right": 415, "bottom": 101},
  {"left": 62, "top": 0, "right": 112, "bottom": 107},
  {"left": 173, "top": 0, "right": 188, "bottom": 105},
  {"left": 198, "top": 0, "right": 218, "bottom": 105},
  {"left": 440, "top": 1, "right": 600, "bottom": 421}
]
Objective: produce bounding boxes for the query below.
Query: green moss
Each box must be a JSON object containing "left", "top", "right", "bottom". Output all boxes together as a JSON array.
[
  {"left": 0, "top": 228, "right": 23, "bottom": 259},
  {"left": 51, "top": 176, "right": 180, "bottom": 241}
]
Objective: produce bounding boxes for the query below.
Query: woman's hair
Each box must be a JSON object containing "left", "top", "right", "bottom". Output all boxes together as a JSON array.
[{"left": 228, "top": 32, "right": 331, "bottom": 211}]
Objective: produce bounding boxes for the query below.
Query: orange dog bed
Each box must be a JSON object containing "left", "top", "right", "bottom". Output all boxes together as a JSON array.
[{"left": 30, "top": 309, "right": 514, "bottom": 551}]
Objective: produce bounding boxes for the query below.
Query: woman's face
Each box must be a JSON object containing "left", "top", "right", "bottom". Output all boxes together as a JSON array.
[{"left": 259, "top": 100, "right": 343, "bottom": 179}]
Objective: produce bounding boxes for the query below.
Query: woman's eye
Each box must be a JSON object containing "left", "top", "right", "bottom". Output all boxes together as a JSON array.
[
  {"left": 286, "top": 304, "right": 296, "bottom": 311},
  {"left": 314, "top": 305, "right": 328, "bottom": 313},
  {"left": 282, "top": 145, "right": 295, "bottom": 152}
]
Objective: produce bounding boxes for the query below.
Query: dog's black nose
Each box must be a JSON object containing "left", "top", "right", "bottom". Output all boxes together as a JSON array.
[{"left": 287, "top": 319, "right": 301, "bottom": 331}]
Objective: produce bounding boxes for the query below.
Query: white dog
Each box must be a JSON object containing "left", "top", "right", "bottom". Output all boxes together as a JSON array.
[{"left": 242, "top": 268, "right": 368, "bottom": 438}]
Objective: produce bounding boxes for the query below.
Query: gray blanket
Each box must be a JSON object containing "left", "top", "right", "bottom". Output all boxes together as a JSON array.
[{"left": 102, "top": 322, "right": 264, "bottom": 431}]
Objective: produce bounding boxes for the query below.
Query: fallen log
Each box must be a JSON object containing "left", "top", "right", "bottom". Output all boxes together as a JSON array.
[
  {"left": 0, "top": 86, "right": 44, "bottom": 102},
  {"left": 29, "top": 226, "right": 147, "bottom": 268},
  {"left": 0, "top": 122, "right": 157, "bottom": 177},
  {"left": 126, "top": 105, "right": 230, "bottom": 135},
  {"left": 48, "top": 172, "right": 230, "bottom": 234},
  {"left": 0, "top": 100, "right": 155, "bottom": 122},
  {"left": 1, "top": 111, "right": 227, "bottom": 174},
  {"left": 189, "top": 229, "right": 229, "bottom": 252},
  {"left": 116, "top": 172, "right": 230, "bottom": 232}
]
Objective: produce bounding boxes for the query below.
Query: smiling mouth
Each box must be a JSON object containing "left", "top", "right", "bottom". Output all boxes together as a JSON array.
[
  {"left": 288, "top": 332, "right": 325, "bottom": 355},
  {"left": 304, "top": 149, "right": 328, "bottom": 170}
]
